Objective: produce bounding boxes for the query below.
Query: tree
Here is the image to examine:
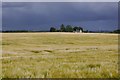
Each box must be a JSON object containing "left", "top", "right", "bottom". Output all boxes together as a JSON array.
[
  {"left": 60, "top": 24, "right": 66, "bottom": 32},
  {"left": 73, "top": 26, "right": 83, "bottom": 32},
  {"left": 50, "top": 27, "right": 56, "bottom": 32},
  {"left": 56, "top": 29, "right": 60, "bottom": 32},
  {"left": 78, "top": 27, "right": 83, "bottom": 31},
  {"left": 73, "top": 26, "right": 79, "bottom": 31},
  {"left": 113, "top": 29, "right": 120, "bottom": 33},
  {"left": 66, "top": 25, "right": 73, "bottom": 32}
]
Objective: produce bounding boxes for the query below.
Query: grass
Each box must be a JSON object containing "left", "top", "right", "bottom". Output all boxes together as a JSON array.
[{"left": 1, "top": 32, "right": 119, "bottom": 78}]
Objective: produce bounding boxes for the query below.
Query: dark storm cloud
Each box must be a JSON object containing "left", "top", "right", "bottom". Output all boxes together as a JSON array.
[
  {"left": 2, "top": 2, "right": 29, "bottom": 8},
  {"left": 2, "top": 2, "right": 118, "bottom": 31}
]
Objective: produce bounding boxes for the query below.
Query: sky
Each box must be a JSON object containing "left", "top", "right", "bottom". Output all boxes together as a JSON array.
[
  {"left": 2, "top": 0, "right": 120, "bottom": 2},
  {"left": 2, "top": 2, "right": 118, "bottom": 31}
]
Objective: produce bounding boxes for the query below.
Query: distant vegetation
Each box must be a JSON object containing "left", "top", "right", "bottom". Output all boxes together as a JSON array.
[
  {"left": 2, "top": 30, "right": 30, "bottom": 33},
  {"left": 2, "top": 24, "right": 119, "bottom": 34},
  {"left": 50, "top": 24, "right": 84, "bottom": 32},
  {"left": 112, "top": 29, "right": 120, "bottom": 33},
  {"left": 2, "top": 30, "right": 49, "bottom": 33}
]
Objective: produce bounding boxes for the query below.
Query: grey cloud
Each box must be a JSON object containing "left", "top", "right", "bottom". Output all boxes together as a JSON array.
[{"left": 2, "top": 2, "right": 118, "bottom": 31}]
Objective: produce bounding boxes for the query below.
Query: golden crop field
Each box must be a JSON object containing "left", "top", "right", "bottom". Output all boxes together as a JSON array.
[{"left": 1, "top": 32, "right": 119, "bottom": 78}]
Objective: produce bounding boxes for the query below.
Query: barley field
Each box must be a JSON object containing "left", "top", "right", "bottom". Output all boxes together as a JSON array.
[{"left": 1, "top": 32, "right": 119, "bottom": 78}]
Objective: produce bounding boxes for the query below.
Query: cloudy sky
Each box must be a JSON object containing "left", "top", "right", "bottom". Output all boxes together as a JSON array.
[{"left": 2, "top": 2, "right": 118, "bottom": 31}]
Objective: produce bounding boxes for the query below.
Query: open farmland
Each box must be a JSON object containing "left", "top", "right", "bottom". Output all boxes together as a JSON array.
[{"left": 1, "top": 33, "right": 119, "bottom": 78}]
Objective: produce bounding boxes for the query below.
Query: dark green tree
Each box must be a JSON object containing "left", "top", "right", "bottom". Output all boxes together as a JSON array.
[
  {"left": 66, "top": 25, "right": 73, "bottom": 32},
  {"left": 78, "top": 27, "right": 83, "bottom": 31},
  {"left": 73, "top": 26, "right": 79, "bottom": 31},
  {"left": 60, "top": 24, "right": 66, "bottom": 32},
  {"left": 73, "top": 26, "right": 83, "bottom": 32},
  {"left": 50, "top": 27, "right": 56, "bottom": 32},
  {"left": 113, "top": 29, "right": 120, "bottom": 33}
]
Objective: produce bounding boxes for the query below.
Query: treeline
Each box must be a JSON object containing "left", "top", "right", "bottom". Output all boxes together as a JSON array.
[
  {"left": 2, "top": 24, "right": 120, "bottom": 34},
  {"left": 2, "top": 30, "right": 29, "bottom": 33},
  {"left": 2, "top": 30, "right": 49, "bottom": 33},
  {"left": 112, "top": 29, "right": 120, "bottom": 33},
  {"left": 50, "top": 24, "right": 84, "bottom": 32}
]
